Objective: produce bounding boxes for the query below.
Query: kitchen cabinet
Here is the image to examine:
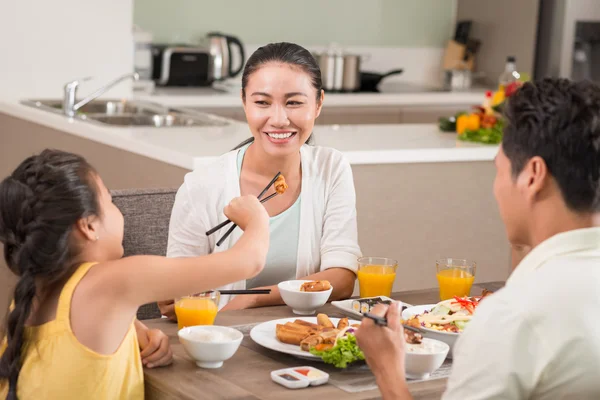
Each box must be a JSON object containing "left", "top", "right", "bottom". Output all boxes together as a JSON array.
[{"left": 194, "top": 104, "right": 471, "bottom": 125}]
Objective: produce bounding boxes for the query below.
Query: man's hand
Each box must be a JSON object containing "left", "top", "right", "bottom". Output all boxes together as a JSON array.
[{"left": 355, "top": 302, "right": 412, "bottom": 400}]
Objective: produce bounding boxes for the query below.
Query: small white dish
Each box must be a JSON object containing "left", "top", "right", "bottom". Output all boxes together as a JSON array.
[
  {"left": 402, "top": 304, "right": 460, "bottom": 358},
  {"left": 271, "top": 366, "right": 329, "bottom": 389},
  {"left": 178, "top": 325, "right": 243, "bottom": 369},
  {"left": 404, "top": 338, "right": 449, "bottom": 380},
  {"left": 278, "top": 280, "right": 333, "bottom": 315}
]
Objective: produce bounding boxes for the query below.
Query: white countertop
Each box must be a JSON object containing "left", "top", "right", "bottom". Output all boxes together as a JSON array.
[
  {"left": 134, "top": 82, "right": 489, "bottom": 108},
  {"left": 0, "top": 101, "right": 498, "bottom": 171}
]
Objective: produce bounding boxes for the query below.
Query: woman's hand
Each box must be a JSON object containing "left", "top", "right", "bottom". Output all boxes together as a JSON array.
[
  {"left": 135, "top": 320, "right": 173, "bottom": 368},
  {"left": 355, "top": 303, "right": 412, "bottom": 400},
  {"left": 219, "top": 294, "right": 257, "bottom": 311},
  {"left": 157, "top": 299, "right": 177, "bottom": 322}
]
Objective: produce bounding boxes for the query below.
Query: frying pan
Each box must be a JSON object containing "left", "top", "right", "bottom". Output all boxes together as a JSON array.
[{"left": 360, "top": 69, "right": 404, "bottom": 92}]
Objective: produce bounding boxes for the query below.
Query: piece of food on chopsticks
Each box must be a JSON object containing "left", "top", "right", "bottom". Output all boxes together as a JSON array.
[
  {"left": 299, "top": 280, "right": 332, "bottom": 292},
  {"left": 404, "top": 328, "right": 423, "bottom": 345},
  {"left": 404, "top": 289, "right": 493, "bottom": 333},
  {"left": 274, "top": 175, "right": 288, "bottom": 194}
]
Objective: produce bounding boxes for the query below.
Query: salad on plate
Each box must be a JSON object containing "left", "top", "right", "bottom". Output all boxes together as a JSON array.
[{"left": 404, "top": 290, "right": 493, "bottom": 334}]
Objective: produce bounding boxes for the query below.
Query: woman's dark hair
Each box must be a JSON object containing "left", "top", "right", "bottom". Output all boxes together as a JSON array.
[
  {"left": 0, "top": 149, "right": 100, "bottom": 399},
  {"left": 502, "top": 78, "right": 600, "bottom": 212},
  {"left": 234, "top": 42, "right": 323, "bottom": 150}
]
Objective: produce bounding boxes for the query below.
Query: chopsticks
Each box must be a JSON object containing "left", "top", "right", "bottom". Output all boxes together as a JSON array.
[
  {"left": 219, "top": 289, "right": 271, "bottom": 295},
  {"left": 362, "top": 312, "right": 423, "bottom": 334},
  {"left": 205, "top": 171, "right": 282, "bottom": 247},
  {"left": 205, "top": 190, "right": 279, "bottom": 236}
]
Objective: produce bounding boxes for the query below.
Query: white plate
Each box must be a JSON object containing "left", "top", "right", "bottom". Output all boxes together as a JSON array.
[
  {"left": 402, "top": 304, "right": 436, "bottom": 320},
  {"left": 331, "top": 296, "right": 410, "bottom": 319},
  {"left": 250, "top": 317, "right": 361, "bottom": 361}
]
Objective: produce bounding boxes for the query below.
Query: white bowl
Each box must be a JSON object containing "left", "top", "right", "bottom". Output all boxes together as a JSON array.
[
  {"left": 278, "top": 280, "right": 333, "bottom": 315},
  {"left": 404, "top": 338, "right": 450, "bottom": 380},
  {"left": 402, "top": 305, "right": 459, "bottom": 358},
  {"left": 178, "top": 325, "right": 243, "bottom": 369}
]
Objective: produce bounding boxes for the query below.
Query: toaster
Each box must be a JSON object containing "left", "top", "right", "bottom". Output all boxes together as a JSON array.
[{"left": 151, "top": 45, "right": 213, "bottom": 87}]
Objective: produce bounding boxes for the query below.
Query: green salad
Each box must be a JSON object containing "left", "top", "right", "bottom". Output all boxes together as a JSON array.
[{"left": 309, "top": 334, "right": 364, "bottom": 368}]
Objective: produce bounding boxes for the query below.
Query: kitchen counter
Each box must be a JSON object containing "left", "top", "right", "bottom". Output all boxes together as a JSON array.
[
  {"left": 134, "top": 83, "right": 489, "bottom": 108},
  {"left": 0, "top": 100, "right": 510, "bottom": 295},
  {"left": 0, "top": 101, "right": 498, "bottom": 171}
]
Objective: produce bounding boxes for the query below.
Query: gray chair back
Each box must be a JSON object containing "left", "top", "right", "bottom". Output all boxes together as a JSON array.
[{"left": 111, "top": 188, "right": 177, "bottom": 320}]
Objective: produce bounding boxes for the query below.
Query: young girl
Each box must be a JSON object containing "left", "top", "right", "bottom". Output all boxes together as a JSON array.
[{"left": 0, "top": 149, "right": 269, "bottom": 399}]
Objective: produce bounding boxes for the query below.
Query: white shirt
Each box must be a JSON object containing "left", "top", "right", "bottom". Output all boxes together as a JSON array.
[
  {"left": 166, "top": 144, "right": 362, "bottom": 307},
  {"left": 443, "top": 227, "right": 600, "bottom": 400},
  {"left": 234, "top": 143, "right": 301, "bottom": 289}
]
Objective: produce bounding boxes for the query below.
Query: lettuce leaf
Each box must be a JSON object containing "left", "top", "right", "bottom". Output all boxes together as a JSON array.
[{"left": 308, "top": 334, "right": 365, "bottom": 368}]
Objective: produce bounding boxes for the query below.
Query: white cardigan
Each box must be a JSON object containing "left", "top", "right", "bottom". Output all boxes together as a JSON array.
[{"left": 166, "top": 144, "right": 362, "bottom": 307}]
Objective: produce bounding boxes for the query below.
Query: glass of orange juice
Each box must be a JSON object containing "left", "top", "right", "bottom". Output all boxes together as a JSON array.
[
  {"left": 357, "top": 257, "right": 398, "bottom": 298},
  {"left": 436, "top": 258, "right": 476, "bottom": 300},
  {"left": 174, "top": 291, "right": 220, "bottom": 330}
]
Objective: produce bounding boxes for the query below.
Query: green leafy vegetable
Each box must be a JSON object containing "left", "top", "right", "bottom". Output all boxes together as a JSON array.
[
  {"left": 309, "top": 334, "right": 365, "bottom": 368},
  {"left": 459, "top": 119, "right": 504, "bottom": 145}
]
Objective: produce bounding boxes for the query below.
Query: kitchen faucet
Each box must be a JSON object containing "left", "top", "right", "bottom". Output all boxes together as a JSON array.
[{"left": 62, "top": 72, "right": 139, "bottom": 117}]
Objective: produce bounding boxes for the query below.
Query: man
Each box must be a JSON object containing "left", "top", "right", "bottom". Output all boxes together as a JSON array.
[{"left": 356, "top": 78, "right": 600, "bottom": 399}]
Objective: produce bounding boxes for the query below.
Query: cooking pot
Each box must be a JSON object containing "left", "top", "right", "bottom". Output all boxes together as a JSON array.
[{"left": 314, "top": 52, "right": 404, "bottom": 92}]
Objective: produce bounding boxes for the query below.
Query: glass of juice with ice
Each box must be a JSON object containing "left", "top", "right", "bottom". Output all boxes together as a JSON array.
[
  {"left": 175, "top": 291, "right": 220, "bottom": 330},
  {"left": 357, "top": 257, "right": 398, "bottom": 298},
  {"left": 436, "top": 258, "right": 476, "bottom": 300}
]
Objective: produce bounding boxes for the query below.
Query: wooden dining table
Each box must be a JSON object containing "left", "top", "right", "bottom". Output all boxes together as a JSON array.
[{"left": 143, "top": 282, "right": 504, "bottom": 400}]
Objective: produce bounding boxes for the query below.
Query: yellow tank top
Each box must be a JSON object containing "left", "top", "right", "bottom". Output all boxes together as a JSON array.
[{"left": 0, "top": 262, "right": 144, "bottom": 399}]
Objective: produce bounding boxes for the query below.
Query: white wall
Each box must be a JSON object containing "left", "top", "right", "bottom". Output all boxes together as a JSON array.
[{"left": 0, "top": 0, "right": 133, "bottom": 101}]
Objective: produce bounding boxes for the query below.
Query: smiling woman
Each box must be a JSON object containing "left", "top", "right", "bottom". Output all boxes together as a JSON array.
[{"left": 161, "top": 43, "right": 362, "bottom": 316}]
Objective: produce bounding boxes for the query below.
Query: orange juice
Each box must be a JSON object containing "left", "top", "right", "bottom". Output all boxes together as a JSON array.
[
  {"left": 175, "top": 297, "right": 218, "bottom": 330},
  {"left": 436, "top": 268, "right": 475, "bottom": 300},
  {"left": 357, "top": 265, "right": 396, "bottom": 298}
]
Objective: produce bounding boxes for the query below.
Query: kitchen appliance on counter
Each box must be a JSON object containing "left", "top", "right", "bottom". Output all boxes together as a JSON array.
[
  {"left": 313, "top": 50, "right": 403, "bottom": 92},
  {"left": 151, "top": 32, "right": 245, "bottom": 87},
  {"left": 205, "top": 32, "right": 246, "bottom": 81},
  {"left": 152, "top": 44, "right": 212, "bottom": 86}
]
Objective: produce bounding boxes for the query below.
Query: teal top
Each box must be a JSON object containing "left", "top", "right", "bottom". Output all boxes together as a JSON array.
[{"left": 236, "top": 143, "right": 301, "bottom": 289}]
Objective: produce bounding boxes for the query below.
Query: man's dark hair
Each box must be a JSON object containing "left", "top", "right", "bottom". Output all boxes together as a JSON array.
[{"left": 502, "top": 78, "right": 600, "bottom": 212}]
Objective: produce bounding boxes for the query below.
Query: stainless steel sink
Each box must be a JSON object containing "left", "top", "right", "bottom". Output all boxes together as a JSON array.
[
  {"left": 21, "top": 99, "right": 231, "bottom": 128},
  {"left": 22, "top": 99, "right": 165, "bottom": 115},
  {"left": 84, "top": 113, "right": 228, "bottom": 127}
]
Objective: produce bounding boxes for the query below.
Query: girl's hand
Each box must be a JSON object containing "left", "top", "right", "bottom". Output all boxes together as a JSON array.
[
  {"left": 224, "top": 195, "right": 269, "bottom": 231},
  {"left": 138, "top": 327, "right": 173, "bottom": 368}
]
